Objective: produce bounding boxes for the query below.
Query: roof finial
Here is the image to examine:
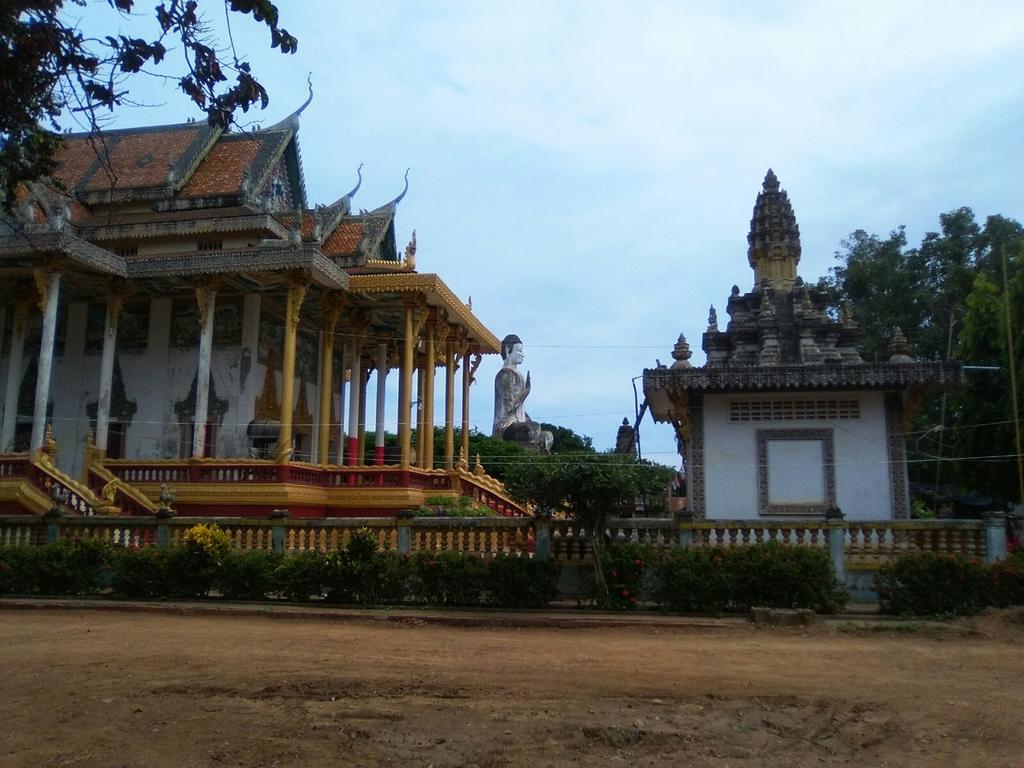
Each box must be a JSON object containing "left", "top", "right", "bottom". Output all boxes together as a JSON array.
[
  {"left": 370, "top": 168, "right": 411, "bottom": 214},
  {"left": 269, "top": 73, "right": 314, "bottom": 131},
  {"left": 763, "top": 168, "right": 779, "bottom": 192},
  {"left": 325, "top": 162, "right": 363, "bottom": 212},
  {"left": 394, "top": 167, "right": 410, "bottom": 205},
  {"left": 297, "top": 73, "right": 314, "bottom": 117}
]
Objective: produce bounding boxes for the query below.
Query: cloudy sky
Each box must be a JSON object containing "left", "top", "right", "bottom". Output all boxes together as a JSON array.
[{"left": 81, "top": 1, "right": 1024, "bottom": 464}]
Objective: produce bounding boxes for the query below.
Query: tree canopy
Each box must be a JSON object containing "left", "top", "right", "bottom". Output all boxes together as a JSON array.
[
  {"left": 825, "top": 207, "right": 1024, "bottom": 506},
  {"left": 503, "top": 452, "right": 673, "bottom": 597},
  {"left": 1, "top": 1, "right": 296, "bottom": 210}
]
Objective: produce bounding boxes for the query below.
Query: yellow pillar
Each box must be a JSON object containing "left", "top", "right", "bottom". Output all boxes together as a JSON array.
[
  {"left": 416, "top": 357, "right": 426, "bottom": 468},
  {"left": 423, "top": 319, "right": 436, "bottom": 470},
  {"left": 398, "top": 302, "right": 414, "bottom": 469},
  {"left": 460, "top": 343, "right": 472, "bottom": 468},
  {"left": 277, "top": 277, "right": 307, "bottom": 463},
  {"left": 444, "top": 330, "right": 456, "bottom": 470},
  {"left": 317, "top": 293, "right": 342, "bottom": 464}
]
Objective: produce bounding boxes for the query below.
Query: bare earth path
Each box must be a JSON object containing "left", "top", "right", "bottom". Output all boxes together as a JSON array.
[{"left": 1, "top": 608, "right": 1022, "bottom": 768}]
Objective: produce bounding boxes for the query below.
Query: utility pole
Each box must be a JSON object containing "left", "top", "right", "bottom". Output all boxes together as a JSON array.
[{"left": 1002, "top": 245, "right": 1024, "bottom": 508}]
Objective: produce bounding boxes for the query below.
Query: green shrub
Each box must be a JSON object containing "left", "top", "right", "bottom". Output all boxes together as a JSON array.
[
  {"left": 275, "top": 551, "right": 327, "bottom": 602},
  {"left": 410, "top": 550, "right": 487, "bottom": 606},
  {"left": 651, "top": 544, "right": 847, "bottom": 614},
  {"left": 416, "top": 495, "right": 494, "bottom": 517},
  {"left": 876, "top": 552, "right": 990, "bottom": 616},
  {"left": 158, "top": 524, "right": 234, "bottom": 599},
  {"left": 33, "top": 539, "right": 111, "bottom": 596},
  {"left": 0, "top": 545, "right": 40, "bottom": 594},
  {"left": 652, "top": 548, "right": 732, "bottom": 614},
  {"left": 325, "top": 530, "right": 408, "bottom": 605},
  {"left": 727, "top": 544, "right": 846, "bottom": 612},
  {"left": 110, "top": 546, "right": 168, "bottom": 598},
  {"left": 219, "top": 550, "right": 282, "bottom": 601},
  {"left": 486, "top": 555, "right": 558, "bottom": 609},
  {"left": 601, "top": 544, "right": 652, "bottom": 610},
  {"left": 985, "top": 549, "right": 1024, "bottom": 609}
]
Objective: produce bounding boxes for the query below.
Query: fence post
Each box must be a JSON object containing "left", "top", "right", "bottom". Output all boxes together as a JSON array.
[
  {"left": 43, "top": 484, "right": 67, "bottom": 544},
  {"left": 154, "top": 507, "right": 175, "bottom": 549},
  {"left": 985, "top": 511, "right": 1007, "bottom": 564},
  {"left": 271, "top": 508, "right": 289, "bottom": 554},
  {"left": 676, "top": 509, "right": 694, "bottom": 549},
  {"left": 396, "top": 509, "right": 413, "bottom": 556},
  {"left": 43, "top": 507, "right": 63, "bottom": 545},
  {"left": 155, "top": 483, "right": 176, "bottom": 548},
  {"left": 533, "top": 509, "right": 551, "bottom": 562},
  {"left": 825, "top": 506, "right": 846, "bottom": 586}
]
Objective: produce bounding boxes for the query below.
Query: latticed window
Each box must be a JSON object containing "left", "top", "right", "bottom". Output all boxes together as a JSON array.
[
  {"left": 114, "top": 245, "right": 138, "bottom": 258},
  {"left": 729, "top": 399, "right": 860, "bottom": 422},
  {"left": 197, "top": 240, "right": 223, "bottom": 251}
]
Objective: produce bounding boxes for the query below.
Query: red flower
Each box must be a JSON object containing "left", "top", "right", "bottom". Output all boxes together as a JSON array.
[
  {"left": 621, "top": 589, "right": 629, "bottom": 598},
  {"left": 634, "top": 559, "right": 643, "bottom": 567},
  {"left": 610, "top": 569, "right": 618, "bottom": 578},
  {"left": 629, "top": 597, "right": 637, "bottom": 604}
]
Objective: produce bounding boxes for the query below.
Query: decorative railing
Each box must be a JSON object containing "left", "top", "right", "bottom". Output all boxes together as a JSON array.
[
  {"left": 410, "top": 517, "right": 534, "bottom": 557},
  {"left": 0, "top": 454, "right": 30, "bottom": 479},
  {"left": 59, "top": 515, "right": 157, "bottom": 548},
  {"left": 843, "top": 520, "right": 987, "bottom": 567},
  {"left": 0, "top": 513, "right": 1001, "bottom": 571},
  {"left": 687, "top": 520, "right": 830, "bottom": 549},
  {"left": 85, "top": 463, "right": 158, "bottom": 517},
  {"left": 28, "top": 455, "right": 101, "bottom": 517},
  {"left": 0, "top": 515, "right": 43, "bottom": 546},
  {"left": 98, "top": 459, "right": 527, "bottom": 517}
]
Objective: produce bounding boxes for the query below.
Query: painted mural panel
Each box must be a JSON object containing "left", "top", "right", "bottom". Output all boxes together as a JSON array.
[
  {"left": 84, "top": 302, "right": 150, "bottom": 353},
  {"left": 170, "top": 298, "right": 243, "bottom": 348},
  {"left": 258, "top": 310, "right": 318, "bottom": 380}
]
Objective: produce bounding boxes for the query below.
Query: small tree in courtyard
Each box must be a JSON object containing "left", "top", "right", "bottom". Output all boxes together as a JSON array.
[{"left": 503, "top": 452, "right": 673, "bottom": 603}]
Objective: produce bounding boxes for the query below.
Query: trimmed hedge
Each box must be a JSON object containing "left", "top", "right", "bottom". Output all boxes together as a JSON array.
[
  {"left": 594, "top": 543, "right": 848, "bottom": 613},
  {"left": 11, "top": 532, "right": 1020, "bottom": 617},
  {"left": 0, "top": 525, "right": 560, "bottom": 609},
  {"left": 876, "top": 551, "right": 1024, "bottom": 616},
  {"left": 648, "top": 543, "right": 849, "bottom": 614}
]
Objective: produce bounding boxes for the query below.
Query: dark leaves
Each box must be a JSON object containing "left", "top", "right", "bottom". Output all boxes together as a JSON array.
[{"left": 1, "top": 1, "right": 296, "bottom": 212}]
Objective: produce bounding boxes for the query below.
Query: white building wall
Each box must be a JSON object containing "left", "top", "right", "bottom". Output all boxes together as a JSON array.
[{"left": 701, "top": 390, "right": 893, "bottom": 520}]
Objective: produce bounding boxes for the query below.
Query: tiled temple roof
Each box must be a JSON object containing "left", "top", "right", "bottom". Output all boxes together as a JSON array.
[{"left": 53, "top": 123, "right": 219, "bottom": 200}]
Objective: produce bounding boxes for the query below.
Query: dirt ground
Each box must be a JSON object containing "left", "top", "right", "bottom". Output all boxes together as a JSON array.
[{"left": 1, "top": 607, "right": 1022, "bottom": 768}]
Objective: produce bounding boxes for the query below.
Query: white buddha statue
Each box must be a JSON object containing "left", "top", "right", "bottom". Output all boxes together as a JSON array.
[{"left": 492, "top": 334, "right": 553, "bottom": 452}]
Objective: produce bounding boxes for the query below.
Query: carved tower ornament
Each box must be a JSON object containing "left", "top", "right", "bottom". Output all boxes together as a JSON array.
[
  {"left": 747, "top": 169, "right": 801, "bottom": 289},
  {"left": 670, "top": 333, "right": 693, "bottom": 369}
]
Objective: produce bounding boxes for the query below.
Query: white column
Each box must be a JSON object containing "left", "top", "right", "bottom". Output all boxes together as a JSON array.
[
  {"left": 335, "top": 342, "right": 347, "bottom": 465},
  {"left": 374, "top": 342, "right": 388, "bottom": 465},
  {"left": 346, "top": 344, "right": 362, "bottom": 465},
  {"left": 94, "top": 292, "right": 123, "bottom": 454},
  {"left": 192, "top": 283, "right": 217, "bottom": 458},
  {"left": 1, "top": 301, "right": 28, "bottom": 452},
  {"left": 30, "top": 271, "right": 62, "bottom": 456}
]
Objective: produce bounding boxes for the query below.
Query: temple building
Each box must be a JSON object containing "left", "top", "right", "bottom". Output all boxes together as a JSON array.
[
  {"left": 644, "top": 170, "right": 959, "bottom": 520},
  {"left": 0, "top": 98, "right": 522, "bottom": 517}
]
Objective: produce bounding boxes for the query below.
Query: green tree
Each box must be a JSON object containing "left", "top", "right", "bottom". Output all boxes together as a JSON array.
[
  {"left": 949, "top": 259, "right": 1024, "bottom": 505},
  {"left": 823, "top": 227, "right": 932, "bottom": 361},
  {"left": 1, "top": 1, "right": 296, "bottom": 210},
  {"left": 540, "top": 423, "right": 595, "bottom": 453},
  {"left": 502, "top": 452, "right": 673, "bottom": 601},
  {"left": 826, "top": 210, "right": 1024, "bottom": 497}
]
